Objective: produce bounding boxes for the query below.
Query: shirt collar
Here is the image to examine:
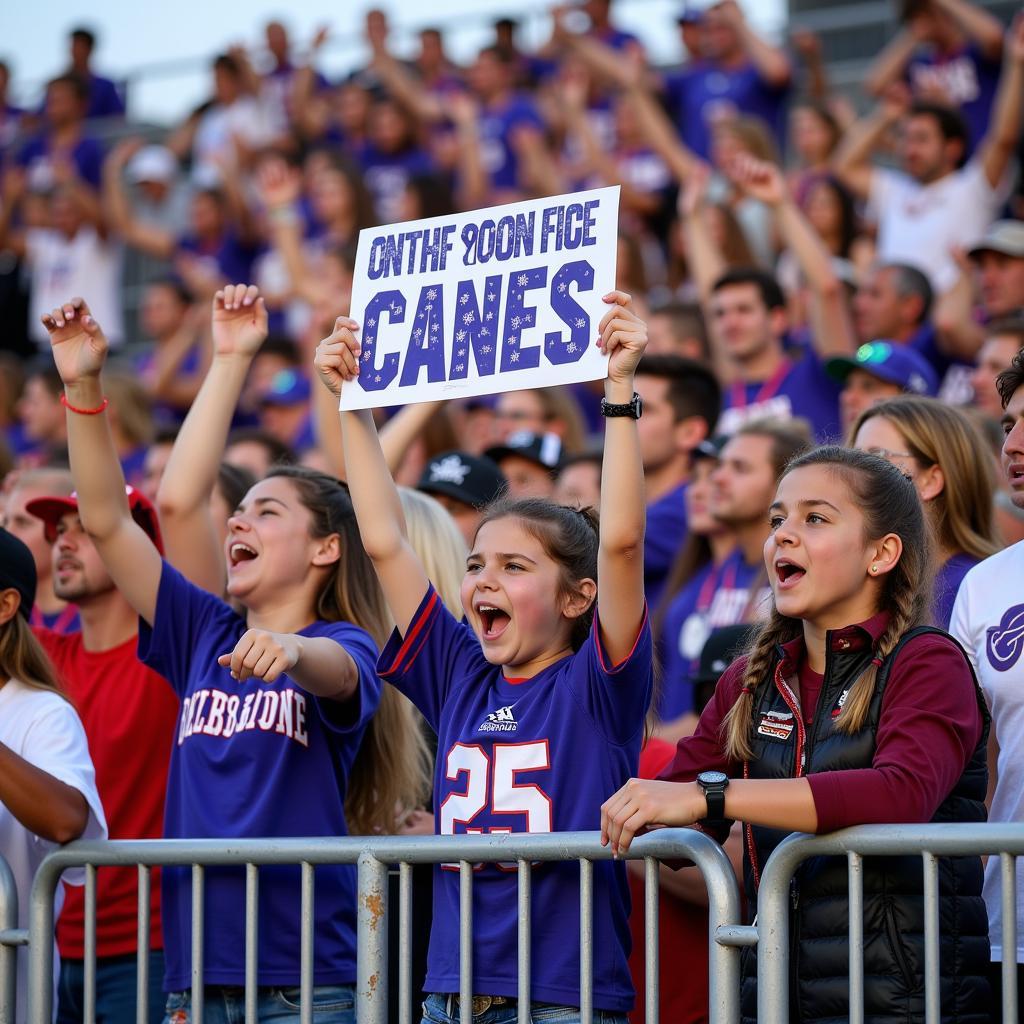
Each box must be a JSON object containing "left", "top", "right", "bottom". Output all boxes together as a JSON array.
[{"left": 777, "top": 611, "right": 892, "bottom": 673}]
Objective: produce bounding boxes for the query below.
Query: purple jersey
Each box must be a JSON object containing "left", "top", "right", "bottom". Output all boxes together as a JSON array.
[
  {"left": 644, "top": 482, "right": 688, "bottom": 610},
  {"left": 664, "top": 61, "right": 790, "bottom": 161},
  {"left": 379, "top": 586, "right": 653, "bottom": 1012},
  {"left": 717, "top": 350, "right": 841, "bottom": 442},
  {"left": 477, "top": 94, "right": 544, "bottom": 192},
  {"left": 138, "top": 562, "right": 381, "bottom": 991},
  {"left": 907, "top": 42, "right": 1001, "bottom": 153},
  {"left": 356, "top": 144, "right": 435, "bottom": 224},
  {"left": 17, "top": 133, "right": 104, "bottom": 189},
  {"left": 934, "top": 552, "right": 982, "bottom": 630}
]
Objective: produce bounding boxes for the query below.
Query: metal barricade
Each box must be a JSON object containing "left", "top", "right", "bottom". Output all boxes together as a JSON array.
[
  {"left": 26, "top": 829, "right": 743, "bottom": 1024},
  {"left": 0, "top": 853, "right": 20, "bottom": 1024},
  {"left": 754, "top": 822, "right": 1024, "bottom": 1024}
]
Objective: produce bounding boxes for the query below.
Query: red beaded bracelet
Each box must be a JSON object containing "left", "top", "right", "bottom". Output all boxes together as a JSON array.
[{"left": 61, "top": 393, "right": 109, "bottom": 416}]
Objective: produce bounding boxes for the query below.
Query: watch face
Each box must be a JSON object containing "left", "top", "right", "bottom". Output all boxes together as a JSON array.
[{"left": 699, "top": 770, "right": 728, "bottom": 786}]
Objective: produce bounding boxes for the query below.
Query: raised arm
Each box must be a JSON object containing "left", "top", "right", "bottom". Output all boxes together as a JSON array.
[
  {"left": 731, "top": 154, "right": 855, "bottom": 357},
  {"left": 979, "top": 13, "right": 1024, "bottom": 189},
  {"left": 314, "top": 318, "right": 430, "bottom": 635},
  {"left": 102, "top": 142, "right": 176, "bottom": 258},
  {"left": 156, "top": 285, "right": 268, "bottom": 594},
  {"left": 933, "top": 247, "right": 986, "bottom": 358},
  {"left": 0, "top": 167, "right": 27, "bottom": 259},
  {"left": 934, "top": 0, "right": 1004, "bottom": 61},
  {"left": 721, "top": 0, "right": 792, "bottom": 88},
  {"left": 43, "top": 298, "right": 163, "bottom": 623},
  {"left": 832, "top": 86, "right": 908, "bottom": 199},
  {"left": 864, "top": 29, "right": 919, "bottom": 98},
  {"left": 595, "top": 292, "right": 649, "bottom": 663}
]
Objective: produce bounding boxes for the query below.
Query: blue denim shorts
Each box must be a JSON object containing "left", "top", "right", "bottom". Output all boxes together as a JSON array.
[{"left": 421, "top": 992, "right": 628, "bottom": 1024}]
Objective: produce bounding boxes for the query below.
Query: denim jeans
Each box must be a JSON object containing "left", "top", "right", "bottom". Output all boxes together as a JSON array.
[
  {"left": 421, "top": 992, "right": 628, "bottom": 1024},
  {"left": 57, "top": 950, "right": 166, "bottom": 1024},
  {"left": 162, "top": 984, "right": 355, "bottom": 1024}
]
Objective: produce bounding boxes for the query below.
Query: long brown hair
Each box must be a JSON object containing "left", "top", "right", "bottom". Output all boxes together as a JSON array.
[
  {"left": 721, "top": 447, "right": 932, "bottom": 761},
  {"left": 267, "top": 466, "right": 431, "bottom": 835},
  {"left": 850, "top": 397, "right": 999, "bottom": 562},
  {"left": 0, "top": 613, "right": 67, "bottom": 700}
]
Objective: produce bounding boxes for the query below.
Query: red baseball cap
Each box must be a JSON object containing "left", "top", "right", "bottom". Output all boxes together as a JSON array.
[{"left": 26, "top": 486, "right": 164, "bottom": 554}]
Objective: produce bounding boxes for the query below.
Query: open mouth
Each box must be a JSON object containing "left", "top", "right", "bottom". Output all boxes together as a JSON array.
[
  {"left": 775, "top": 559, "right": 806, "bottom": 587},
  {"left": 476, "top": 603, "right": 511, "bottom": 641},
  {"left": 1009, "top": 465, "right": 1024, "bottom": 485},
  {"left": 229, "top": 541, "right": 259, "bottom": 568}
]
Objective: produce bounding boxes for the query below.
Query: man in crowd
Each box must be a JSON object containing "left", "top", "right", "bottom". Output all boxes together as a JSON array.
[
  {"left": 485, "top": 432, "right": 562, "bottom": 501},
  {"left": 28, "top": 488, "right": 178, "bottom": 1024},
  {"left": 65, "top": 27, "right": 125, "bottom": 120},
  {"left": 416, "top": 450, "right": 507, "bottom": 547}
]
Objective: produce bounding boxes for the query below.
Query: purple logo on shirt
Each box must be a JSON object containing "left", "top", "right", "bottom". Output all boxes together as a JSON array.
[{"left": 986, "top": 604, "right": 1024, "bottom": 672}]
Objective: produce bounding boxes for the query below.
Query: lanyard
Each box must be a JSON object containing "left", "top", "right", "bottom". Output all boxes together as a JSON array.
[
  {"left": 694, "top": 557, "right": 739, "bottom": 614},
  {"left": 30, "top": 603, "right": 77, "bottom": 633},
  {"left": 729, "top": 358, "right": 792, "bottom": 411}
]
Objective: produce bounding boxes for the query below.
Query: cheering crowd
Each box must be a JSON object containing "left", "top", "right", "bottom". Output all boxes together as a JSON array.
[{"left": 2, "top": 1, "right": 1024, "bottom": 1022}]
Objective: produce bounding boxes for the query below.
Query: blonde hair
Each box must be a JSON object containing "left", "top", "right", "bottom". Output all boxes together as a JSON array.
[
  {"left": 398, "top": 487, "right": 467, "bottom": 616},
  {"left": 850, "top": 397, "right": 999, "bottom": 563},
  {"left": 104, "top": 370, "right": 155, "bottom": 449},
  {"left": 722, "top": 447, "right": 931, "bottom": 762},
  {"left": 0, "top": 613, "right": 67, "bottom": 701}
]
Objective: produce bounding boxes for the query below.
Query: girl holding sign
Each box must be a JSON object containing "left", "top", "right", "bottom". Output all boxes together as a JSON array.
[
  {"left": 41, "top": 288, "right": 428, "bottom": 1024},
  {"left": 315, "top": 292, "right": 652, "bottom": 1022},
  {"left": 601, "top": 446, "right": 991, "bottom": 1022}
]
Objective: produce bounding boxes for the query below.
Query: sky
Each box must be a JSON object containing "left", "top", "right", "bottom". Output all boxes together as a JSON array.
[{"left": 1, "top": 0, "right": 785, "bottom": 125}]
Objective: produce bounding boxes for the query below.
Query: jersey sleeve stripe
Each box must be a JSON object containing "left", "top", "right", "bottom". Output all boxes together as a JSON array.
[
  {"left": 380, "top": 589, "right": 440, "bottom": 677},
  {"left": 594, "top": 604, "right": 650, "bottom": 674}
]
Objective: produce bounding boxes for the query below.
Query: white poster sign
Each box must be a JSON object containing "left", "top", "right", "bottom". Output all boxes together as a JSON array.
[{"left": 339, "top": 186, "right": 620, "bottom": 410}]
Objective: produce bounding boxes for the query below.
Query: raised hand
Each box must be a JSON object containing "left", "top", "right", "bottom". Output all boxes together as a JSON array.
[
  {"left": 598, "top": 291, "right": 649, "bottom": 386},
  {"left": 314, "top": 316, "right": 362, "bottom": 397},
  {"left": 41, "top": 297, "right": 109, "bottom": 386},
  {"left": 880, "top": 81, "right": 911, "bottom": 123},
  {"left": 217, "top": 628, "right": 301, "bottom": 683},
  {"left": 728, "top": 153, "right": 787, "bottom": 205},
  {"left": 211, "top": 284, "right": 268, "bottom": 359},
  {"left": 678, "top": 160, "right": 712, "bottom": 219},
  {"left": 256, "top": 156, "right": 302, "bottom": 210}
]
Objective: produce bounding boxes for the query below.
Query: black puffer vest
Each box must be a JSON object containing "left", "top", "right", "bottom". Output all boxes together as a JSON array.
[{"left": 738, "top": 625, "right": 991, "bottom": 1024}]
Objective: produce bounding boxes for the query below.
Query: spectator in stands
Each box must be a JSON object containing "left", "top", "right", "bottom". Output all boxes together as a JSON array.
[
  {"left": 65, "top": 27, "right": 125, "bottom": 120},
  {"left": 27, "top": 488, "right": 176, "bottom": 1024},
  {"left": 485, "top": 431, "right": 562, "bottom": 500},
  {"left": 852, "top": 396, "right": 999, "bottom": 628},
  {"left": 553, "top": 451, "right": 602, "bottom": 509},
  {"left": 139, "top": 428, "right": 176, "bottom": 504},
  {"left": 632, "top": 355, "right": 721, "bottom": 607},
  {"left": 972, "top": 319, "right": 1024, "bottom": 422},
  {"left": 493, "top": 387, "right": 587, "bottom": 453},
  {"left": 865, "top": 0, "right": 1004, "bottom": 153},
  {"left": 15, "top": 74, "right": 104, "bottom": 191},
  {"left": 257, "top": 369, "right": 314, "bottom": 453},
  {"left": 950, "top": 348, "right": 1024, "bottom": 1011},
  {"left": 224, "top": 427, "right": 294, "bottom": 480},
  {"left": 645, "top": 301, "right": 710, "bottom": 363},
  {"left": 0, "top": 527, "right": 105, "bottom": 1024},
  {"left": 1, "top": 468, "right": 78, "bottom": 633},
  {"left": 0, "top": 60, "right": 25, "bottom": 151},
  {"left": 44, "top": 288, "right": 429, "bottom": 1022},
  {"left": 13, "top": 365, "right": 66, "bottom": 467},
  {"left": 416, "top": 449, "right": 507, "bottom": 547},
  {"left": 834, "top": 14, "right": 1024, "bottom": 293},
  {"left": 826, "top": 340, "right": 939, "bottom": 436}
]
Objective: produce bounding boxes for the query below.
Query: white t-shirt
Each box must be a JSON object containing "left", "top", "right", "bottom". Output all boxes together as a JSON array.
[
  {"left": 868, "top": 160, "right": 1008, "bottom": 292},
  {"left": 25, "top": 227, "right": 124, "bottom": 350},
  {"left": 192, "top": 97, "right": 277, "bottom": 185},
  {"left": 949, "top": 542, "right": 1024, "bottom": 964},
  {"left": 0, "top": 678, "right": 107, "bottom": 1023}
]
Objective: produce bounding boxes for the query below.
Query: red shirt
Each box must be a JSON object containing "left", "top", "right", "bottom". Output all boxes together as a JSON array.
[
  {"left": 659, "top": 616, "right": 984, "bottom": 834},
  {"left": 37, "top": 629, "right": 179, "bottom": 958},
  {"left": 627, "top": 738, "right": 710, "bottom": 1024}
]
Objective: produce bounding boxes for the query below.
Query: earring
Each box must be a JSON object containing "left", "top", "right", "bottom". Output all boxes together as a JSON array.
[{"left": 870, "top": 565, "right": 878, "bottom": 574}]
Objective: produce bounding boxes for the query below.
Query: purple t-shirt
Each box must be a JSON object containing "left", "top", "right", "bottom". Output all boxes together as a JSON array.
[
  {"left": 717, "top": 350, "right": 842, "bottom": 442},
  {"left": 379, "top": 585, "right": 653, "bottom": 1012},
  {"left": 138, "top": 562, "right": 382, "bottom": 991},
  {"left": 644, "top": 482, "right": 688, "bottom": 610},
  {"left": 356, "top": 144, "right": 435, "bottom": 224},
  {"left": 657, "top": 549, "right": 767, "bottom": 720},
  {"left": 934, "top": 552, "right": 982, "bottom": 630},
  {"left": 478, "top": 94, "right": 544, "bottom": 192},
  {"left": 83, "top": 74, "right": 125, "bottom": 119},
  {"left": 906, "top": 42, "right": 1001, "bottom": 153},
  {"left": 17, "top": 133, "right": 104, "bottom": 189},
  {"left": 664, "top": 61, "right": 790, "bottom": 161},
  {"left": 177, "top": 231, "right": 256, "bottom": 287}
]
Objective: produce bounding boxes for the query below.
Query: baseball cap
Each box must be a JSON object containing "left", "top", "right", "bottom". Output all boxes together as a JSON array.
[
  {"left": 417, "top": 451, "right": 507, "bottom": 509},
  {"left": 259, "top": 369, "right": 312, "bottom": 406},
  {"left": 126, "top": 145, "right": 178, "bottom": 186},
  {"left": 27, "top": 486, "right": 164, "bottom": 554},
  {"left": 692, "top": 435, "right": 728, "bottom": 462},
  {"left": 967, "top": 220, "right": 1024, "bottom": 261},
  {"left": 0, "top": 528, "right": 37, "bottom": 619},
  {"left": 693, "top": 624, "right": 753, "bottom": 687},
  {"left": 485, "top": 431, "right": 564, "bottom": 474},
  {"left": 824, "top": 341, "right": 938, "bottom": 397},
  {"left": 677, "top": 4, "right": 704, "bottom": 24}
]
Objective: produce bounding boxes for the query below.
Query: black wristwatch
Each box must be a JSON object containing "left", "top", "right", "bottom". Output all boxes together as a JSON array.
[
  {"left": 600, "top": 392, "right": 643, "bottom": 419},
  {"left": 696, "top": 770, "right": 730, "bottom": 822}
]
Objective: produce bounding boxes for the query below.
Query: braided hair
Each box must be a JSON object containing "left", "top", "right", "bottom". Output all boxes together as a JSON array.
[{"left": 721, "top": 446, "right": 931, "bottom": 762}]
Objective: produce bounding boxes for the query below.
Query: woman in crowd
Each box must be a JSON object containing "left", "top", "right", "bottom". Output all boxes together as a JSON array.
[
  {"left": 42, "top": 288, "right": 428, "bottom": 1024},
  {"left": 851, "top": 395, "right": 999, "bottom": 628},
  {"left": 603, "top": 446, "right": 991, "bottom": 1023}
]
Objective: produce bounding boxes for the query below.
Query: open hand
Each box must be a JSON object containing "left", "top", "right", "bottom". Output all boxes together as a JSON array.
[
  {"left": 41, "top": 297, "right": 109, "bottom": 386},
  {"left": 218, "top": 628, "right": 301, "bottom": 683},
  {"left": 256, "top": 156, "right": 302, "bottom": 210},
  {"left": 598, "top": 291, "right": 648, "bottom": 385},
  {"left": 727, "top": 153, "right": 787, "bottom": 206},
  {"left": 600, "top": 778, "right": 705, "bottom": 856},
  {"left": 212, "top": 284, "right": 268, "bottom": 359},
  {"left": 314, "top": 315, "right": 362, "bottom": 397}
]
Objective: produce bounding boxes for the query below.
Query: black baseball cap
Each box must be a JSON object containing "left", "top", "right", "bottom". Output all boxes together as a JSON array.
[
  {"left": 485, "top": 431, "right": 564, "bottom": 475},
  {"left": 0, "top": 528, "right": 37, "bottom": 619},
  {"left": 693, "top": 624, "right": 754, "bottom": 687},
  {"left": 417, "top": 451, "right": 507, "bottom": 509}
]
